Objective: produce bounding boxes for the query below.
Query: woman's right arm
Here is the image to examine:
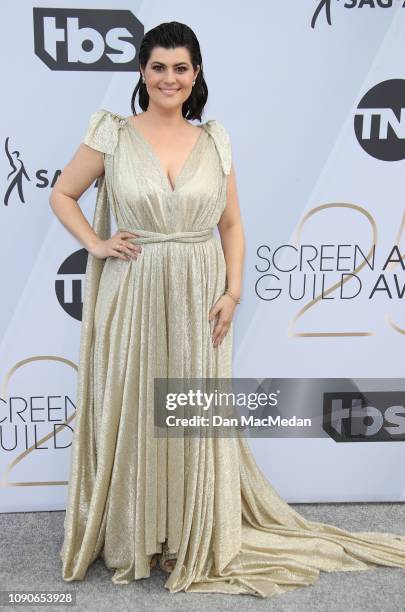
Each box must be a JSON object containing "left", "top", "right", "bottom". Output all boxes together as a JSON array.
[{"left": 49, "top": 144, "right": 140, "bottom": 261}]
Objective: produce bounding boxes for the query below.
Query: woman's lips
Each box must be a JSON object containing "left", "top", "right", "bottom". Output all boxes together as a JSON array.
[{"left": 159, "top": 88, "right": 180, "bottom": 96}]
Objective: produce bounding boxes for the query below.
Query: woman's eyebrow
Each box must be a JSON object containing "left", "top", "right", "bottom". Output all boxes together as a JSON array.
[{"left": 151, "top": 61, "right": 189, "bottom": 66}]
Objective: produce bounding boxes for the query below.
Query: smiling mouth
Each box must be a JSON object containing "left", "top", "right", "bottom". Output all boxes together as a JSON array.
[{"left": 159, "top": 88, "right": 180, "bottom": 93}]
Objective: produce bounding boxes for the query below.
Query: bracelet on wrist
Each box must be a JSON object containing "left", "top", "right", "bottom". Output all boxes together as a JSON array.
[{"left": 224, "top": 289, "right": 241, "bottom": 304}]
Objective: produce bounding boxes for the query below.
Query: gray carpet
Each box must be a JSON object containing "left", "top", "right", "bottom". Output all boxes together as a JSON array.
[{"left": 1, "top": 503, "right": 404, "bottom": 611}]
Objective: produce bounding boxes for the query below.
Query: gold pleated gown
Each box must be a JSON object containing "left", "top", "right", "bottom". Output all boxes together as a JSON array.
[{"left": 60, "top": 109, "right": 405, "bottom": 598}]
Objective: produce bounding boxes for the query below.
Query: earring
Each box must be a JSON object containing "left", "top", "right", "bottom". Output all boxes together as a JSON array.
[
  {"left": 142, "top": 75, "right": 145, "bottom": 84},
  {"left": 192, "top": 80, "right": 195, "bottom": 87}
]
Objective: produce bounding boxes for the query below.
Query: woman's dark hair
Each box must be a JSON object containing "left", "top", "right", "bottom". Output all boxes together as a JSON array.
[{"left": 130, "top": 21, "right": 208, "bottom": 122}]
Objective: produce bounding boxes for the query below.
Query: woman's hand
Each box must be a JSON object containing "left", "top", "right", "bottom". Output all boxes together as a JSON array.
[
  {"left": 208, "top": 294, "right": 237, "bottom": 348},
  {"left": 89, "top": 230, "right": 142, "bottom": 261}
]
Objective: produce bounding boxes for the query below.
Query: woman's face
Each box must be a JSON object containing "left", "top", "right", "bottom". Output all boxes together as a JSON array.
[{"left": 142, "top": 46, "right": 200, "bottom": 111}]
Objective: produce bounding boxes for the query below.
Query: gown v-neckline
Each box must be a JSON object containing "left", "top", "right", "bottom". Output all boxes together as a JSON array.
[{"left": 125, "top": 118, "right": 206, "bottom": 194}]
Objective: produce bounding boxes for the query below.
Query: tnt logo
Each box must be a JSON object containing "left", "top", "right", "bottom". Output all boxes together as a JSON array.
[
  {"left": 354, "top": 79, "right": 405, "bottom": 161},
  {"left": 323, "top": 391, "right": 405, "bottom": 442},
  {"left": 55, "top": 249, "right": 88, "bottom": 321},
  {"left": 33, "top": 7, "right": 143, "bottom": 71}
]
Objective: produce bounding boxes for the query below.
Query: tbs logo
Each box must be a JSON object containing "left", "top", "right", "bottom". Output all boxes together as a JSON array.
[
  {"left": 33, "top": 8, "right": 143, "bottom": 71},
  {"left": 323, "top": 392, "right": 405, "bottom": 442}
]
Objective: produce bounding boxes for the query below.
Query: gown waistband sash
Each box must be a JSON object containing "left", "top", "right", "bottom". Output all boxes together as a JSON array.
[{"left": 117, "top": 227, "right": 214, "bottom": 244}]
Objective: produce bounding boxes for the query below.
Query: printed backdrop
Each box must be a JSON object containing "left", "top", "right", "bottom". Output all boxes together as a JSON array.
[{"left": 1, "top": 0, "right": 405, "bottom": 511}]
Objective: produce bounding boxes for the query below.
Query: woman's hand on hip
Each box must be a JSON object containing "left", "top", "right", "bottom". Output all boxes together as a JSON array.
[{"left": 89, "top": 230, "right": 142, "bottom": 261}]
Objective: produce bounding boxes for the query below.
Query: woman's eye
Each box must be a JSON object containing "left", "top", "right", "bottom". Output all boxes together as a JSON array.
[{"left": 152, "top": 66, "right": 187, "bottom": 72}]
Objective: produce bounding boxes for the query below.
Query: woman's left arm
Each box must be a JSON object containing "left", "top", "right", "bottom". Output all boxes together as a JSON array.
[{"left": 209, "top": 163, "right": 245, "bottom": 347}]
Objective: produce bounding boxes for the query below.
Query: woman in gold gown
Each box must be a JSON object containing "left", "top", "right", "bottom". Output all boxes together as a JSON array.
[{"left": 50, "top": 21, "right": 405, "bottom": 599}]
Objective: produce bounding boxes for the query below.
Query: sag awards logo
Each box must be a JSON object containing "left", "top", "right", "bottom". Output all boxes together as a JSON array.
[
  {"left": 255, "top": 208, "right": 405, "bottom": 305},
  {"left": 3, "top": 141, "right": 69, "bottom": 207},
  {"left": 4, "top": 138, "right": 30, "bottom": 206},
  {"left": 33, "top": 7, "right": 143, "bottom": 71},
  {"left": 0, "top": 357, "right": 77, "bottom": 488},
  {"left": 3, "top": 137, "right": 101, "bottom": 209},
  {"left": 355, "top": 79, "right": 405, "bottom": 161},
  {"left": 255, "top": 204, "right": 405, "bottom": 338},
  {"left": 311, "top": 0, "right": 403, "bottom": 29}
]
